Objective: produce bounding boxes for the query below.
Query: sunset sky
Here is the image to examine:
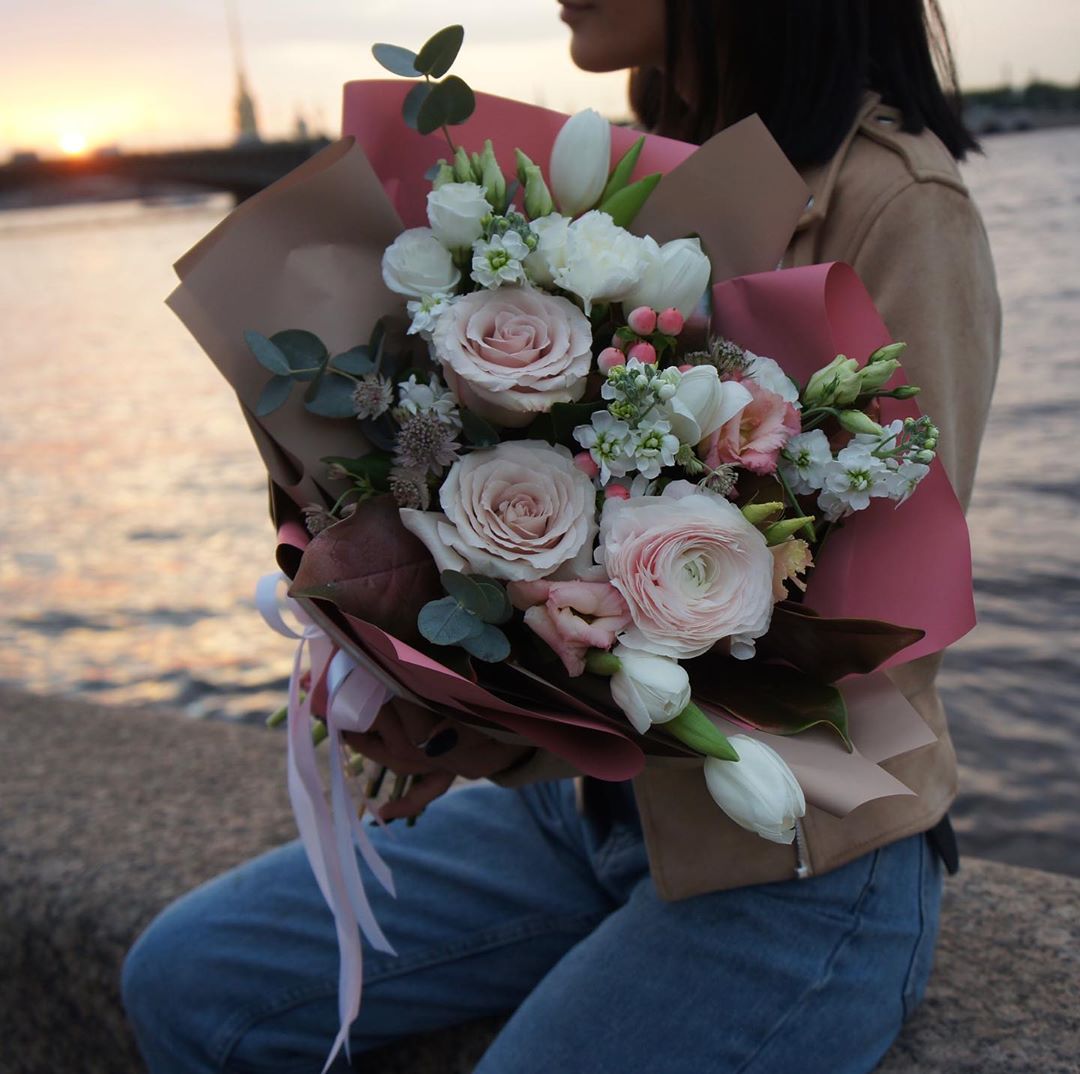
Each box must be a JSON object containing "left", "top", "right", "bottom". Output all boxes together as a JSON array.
[{"left": 3, "top": 0, "right": 1078, "bottom": 158}]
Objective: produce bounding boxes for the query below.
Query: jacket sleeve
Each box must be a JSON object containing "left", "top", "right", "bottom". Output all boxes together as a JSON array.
[{"left": 848, "top": 178, "right": 1002, "bottom": 509}]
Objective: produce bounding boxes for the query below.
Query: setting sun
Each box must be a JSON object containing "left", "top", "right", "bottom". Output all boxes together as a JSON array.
[{"left": 59, "top": 131, "right": 88, "bottom": 156}]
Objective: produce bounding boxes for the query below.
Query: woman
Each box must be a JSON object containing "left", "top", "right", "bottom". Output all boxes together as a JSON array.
[{"left": 122, "top": 2, "right": 1000, "bottom": 1071}]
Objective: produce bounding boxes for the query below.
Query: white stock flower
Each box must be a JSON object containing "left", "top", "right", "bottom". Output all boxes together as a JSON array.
[
  {"left": 549, "top": 108, "right": 611, "bottom": 216},
  {"left": 553, "top": 211, "right": 647, "bottom": 315},
  {"left": 884, "top": 459, "right": 930, "bottom": 504},
  {"left": 525, "top": 213, "right": 571, "bottom": 287},
  {"left": 817, "top": 443, "right": 892, "bottom": 520},
  {"left": 382, "top": 228, "right": 461, "bottom": 299},
  {"left": 426, "top": 182, "right": 491, "bottom": 249},
  {"left": 574, "top": 409, "right": 634, "bottom": 484},
  {"left": 609, "top": 644, "right": 691, "bottom": 735},
  {"left": 406, "top": 293, "right": 453, "bottom": 337},
  {"left": 703, "top": 736, "right": 806, "bottom": 845},
  {"left": 471, "top": 231, "right": 530, "bottom": 288},
  {"left": 659, "top": 365, "right": 752, "bottom": 446},
  {"left": 629, "top": 419, "right": 679, "bottom": 479},
  {"left": 744, "top": 351, "right": 800, "bottom": 406},
  {"left": 779, "top": 430, "right": 834, "bottom": 495},
  {"left": 622, "top": 236, "right": 713, "bottom": 318},
  {"left": 396, "top": 374, "right": 461, "bottom": 428}
]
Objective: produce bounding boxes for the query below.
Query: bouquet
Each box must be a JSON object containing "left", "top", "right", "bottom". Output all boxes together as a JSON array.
[{"left": 168, "top": 25, "right": 974, "bottom": 1068}]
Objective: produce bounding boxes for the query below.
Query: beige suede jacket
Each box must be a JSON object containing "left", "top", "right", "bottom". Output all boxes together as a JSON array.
[{"left": 494, "top": 93, "right": 1002, "bottom": 900}]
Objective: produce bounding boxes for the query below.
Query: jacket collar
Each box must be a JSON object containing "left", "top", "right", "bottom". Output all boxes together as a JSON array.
[{"left": 794, "top": 92, "right": 889, "bottom": 232}]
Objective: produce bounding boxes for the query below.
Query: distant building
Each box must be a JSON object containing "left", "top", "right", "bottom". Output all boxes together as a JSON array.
[{"left": 234, "top": 69, "right": 261, "bottom": 145}]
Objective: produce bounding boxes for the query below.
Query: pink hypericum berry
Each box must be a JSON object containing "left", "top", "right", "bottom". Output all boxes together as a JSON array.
[
  {"left": 573, "top": 451, "right": 601, "bottom": 479},
  {"left": 677, "top": 363, "right": 694, "bottom": 373},
  {"left": 657, "top": 307, "right": 685, "bottom": 335},
  {"left": 627, "top": 306, "right": 658, "bottom": 335},
  {"left": 598, "top": 347, "right": 626, "bottom": 373},
  {"left": 604, "top": 484, "right": 631, "bottom": 500},
  {"left": 610, "top": 333, "right": 627, "bottom": 351},
  {"left": 627, "top": 341, "right": 657, "bottom": 365}
]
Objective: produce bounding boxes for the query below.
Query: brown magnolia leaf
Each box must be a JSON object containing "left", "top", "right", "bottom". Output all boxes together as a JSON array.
[
  {"left": 688, "top": 656, "right": 852, "bottom": 750},
  {"left": 288, "top": 495, "right": 441, "bottom": 646},
  {"left": 756, "top": 601, "right": 925, "bottom": 683}
]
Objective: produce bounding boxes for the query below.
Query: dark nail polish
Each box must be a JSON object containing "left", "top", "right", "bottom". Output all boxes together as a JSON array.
[{"left": 423, "top": 728, "right": 458, "bottom": 757}]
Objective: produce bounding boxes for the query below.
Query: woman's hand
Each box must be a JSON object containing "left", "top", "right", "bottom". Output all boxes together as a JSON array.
[{"left": 342, "top": 699, "right": 531, "bottom": 821}]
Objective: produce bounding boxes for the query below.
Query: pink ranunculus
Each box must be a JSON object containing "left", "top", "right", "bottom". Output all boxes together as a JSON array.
[
  {"left": 398, "top": 440, "right": 597, "bottom": 583},
  {"left": 508, "top": 579, "right": 632, "bottom": 676},
  {"left": 599, "top": 481, "right": 775, "bottom": 659},
  {"left": 702, "top": 379, "right": 801, "bottom": 475},
  {"left": 433, "top": 286, "right": 593, "bottom": 428}
]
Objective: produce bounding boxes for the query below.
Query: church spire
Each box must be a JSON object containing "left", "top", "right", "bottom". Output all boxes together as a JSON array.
[{"left": 226, "top": 0, "right": 261, "bottom": 145}]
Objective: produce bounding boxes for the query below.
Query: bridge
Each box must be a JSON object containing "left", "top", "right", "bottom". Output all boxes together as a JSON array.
[{"left": 0, "top": 139, "right": 332, "bottom": 206}]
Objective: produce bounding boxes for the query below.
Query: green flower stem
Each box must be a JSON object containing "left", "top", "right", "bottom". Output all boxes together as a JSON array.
[
  {"left": 585, "top": 649, "right": 622, "bottom": 676},
  {"left": 311, "top": 720, "right": 328, "bottom": 747},
  {"left": 665, "top": 701, "right": 739, "bottom": 762},
  {"left": 266, "top": 704, "right": 287, "bottom": 729},
  {"left": 776, "top": 468, "right": 818, "bottom": 544}
]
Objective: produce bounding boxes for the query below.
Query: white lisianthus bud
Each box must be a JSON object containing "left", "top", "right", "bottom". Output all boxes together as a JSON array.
[
  {"left": 526, "top": 213, "right": 571, "bottom": 287},
  {"left": 703, "top": 736, "right": 806, "bottom": 844},
  {"left": 803, "top": 355, "right": 861, "bottom": 408},
  {"left": 609, "top": 644, "right": 691, "bottom": 735},
  {"left": 426, "top": 182, "right": 491, "bottom": 250},
  {"left": 660, "top": 365, "right": 753, "bottom": 446},
  {"left": 381, "top": 228, "right": 461, "bottom": 299},
  {"left": 621, "top": 236, "right": 712, "bottom": 318},
  {"left": 550, "top": 108, "right": 612, "bottom": 216},
  {"left": 553, "top": 210, "right": 647, "bottom": 315}
]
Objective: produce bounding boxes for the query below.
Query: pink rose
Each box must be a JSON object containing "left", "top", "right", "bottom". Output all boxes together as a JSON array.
[
  {"left": 508, "top": 579, "right": 632, "bottom": 677},
  {"left": 702, "top": 379, "right": 800, "bottom": 475},
  {"left": 399, "top": 441, "right": 596, "bottom": 582},
  {"left": 433, "top": 287, "right": 593, "bottom": 428},
  {"left": 599, "top": 482, "right": 775, "bottom": 659}
]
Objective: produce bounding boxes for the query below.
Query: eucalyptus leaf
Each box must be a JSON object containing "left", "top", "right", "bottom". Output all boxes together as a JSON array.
[
  {"left": 255, "top": 375, "right": 293, "bottom": 416},
  {"left": 271, "top": 329, "right": 328, "bottom": 380},
  {"left": 305, "top": 374, "right": 357, "bottom": 419},
  {"left": 414, "top": 24, "right": 464, "bottom": 78},
  {"left": 437, "top": 75, "right": 475, "bottom": 125},
  {"left": 461, "top": 623, "right": 511, "bottom": 663},
  {"left": 599, "top": 172, "right": 662, "bottom": 229},
  {"left": 403, "top": 81, "right": 433, "bottom": 131},
  {"left": 459, "top": 408, "right": 499, "bottom": 447},
  {"left": 440, "top": 571, "right": 512, "bottom": 624},
  {"left": 371, "top": 42, "right": 420, "bottom": 77},
  {"left": 244, "top": 330, "right": 291, "bottom": 376},
  {"left": 415, "top": 83, "right": 448, "bottom": 135},
  {"left": 330, "top": 346, "right": 374, "bottom": 375},
  {"left": 418, "top": 596, "right": 485, "bottom": 646}
]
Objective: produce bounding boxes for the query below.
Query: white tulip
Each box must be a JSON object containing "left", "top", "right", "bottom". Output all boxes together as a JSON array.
[
  {"left": 661, "top": 365, "right": 753, "bottom": 446},
  {"left": 703, "top": 736, "right": 806, "bottom": 845},
  {"left": 609, "top": 644, "right": 691, "bottom": 735},
  {"left": 381, "top": 228, "right": 461, "bottom": 299},
  {"left": 550, "top": 108, "right": 612, "bottom": 217},
  {"left": 426, "top": 182, "right": 491, "bottom": 250},
  {"left": 622, "top": 236, "right": 713, "bottom": 318},
  {"left": 553, "top": 211, "right": 647, "bottom": 315}
]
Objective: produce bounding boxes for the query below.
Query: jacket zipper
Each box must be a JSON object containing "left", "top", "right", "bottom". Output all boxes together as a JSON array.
[{"left": 793, "top": 818, "right": 812, "bottom": 879}]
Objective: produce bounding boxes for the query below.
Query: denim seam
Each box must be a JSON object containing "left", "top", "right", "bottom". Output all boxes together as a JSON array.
[
  {"left": 900, "top": 836, "right": 929, "bottom": 1020},
  {"left": 210, "top": 908, "right": 606, "bottom": 1069},
  {"left": 732, "top": 849, "right": 882, "bottom": 1074}
]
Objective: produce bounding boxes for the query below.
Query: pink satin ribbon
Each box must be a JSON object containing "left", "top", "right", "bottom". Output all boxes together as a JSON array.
[{"left": 256, "top": 573, "right": 396, "bottom": 1072}]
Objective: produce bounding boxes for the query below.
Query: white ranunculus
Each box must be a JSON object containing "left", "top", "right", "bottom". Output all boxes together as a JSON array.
[
  {"left": 622, "top": 236, "right": 712, "bottom": 318},
  {"left": 525, "top": 213, "right": 571, "bottom": 287},
  {"left": 382, "top": 228, "right": 461, "bottom": 299},
  {"left": 426, "top": 182, "right": 491, "bottom": 249},
  {"left": 744, "top": 351, "right": 800, "bottom": 406},
  {"left": 553, "top": 211, "right": 647, "bottom": 315},
  {"left": 703, "top": 737, "right": 806, "bottom": 845},
  {"left": 609, "top": 644, "right": 691, "bottom": 735},
  {"left": 660, "top": 365, "right": 753, "bottom": 446},
  {"left": 550, "top": 108, "right": 611, "bottom": 217}
]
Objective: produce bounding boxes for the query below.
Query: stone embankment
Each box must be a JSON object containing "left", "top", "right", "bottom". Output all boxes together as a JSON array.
[{"left": 1, "top": 686, "right": 1076, "bottom": 1074}]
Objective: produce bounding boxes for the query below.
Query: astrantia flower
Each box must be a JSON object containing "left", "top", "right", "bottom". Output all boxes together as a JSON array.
[
  {"left": 302, "top": 502, "right": 335, "bottom": 536},
  {"left": 573, "top": 410, "right": 634, "bottom": 484},
  {"left": 471, "top": 231, "right": 530, "bottom": 289},
  {"left": 779, "top": 429, "right": 834, "bottom": 495},
  {"left": 394, "top": 410, "right": 461, "bottom": 477},
  {"left": 388, "top": 467, "right": 431, "bottom": 511},
  {"left": 351, "top": 374, "right": 394, "bottom": 421}
]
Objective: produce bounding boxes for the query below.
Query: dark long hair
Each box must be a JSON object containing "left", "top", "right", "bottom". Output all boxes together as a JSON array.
[{"left": 629, "top": 0, "right": 978, "bottom": 164}]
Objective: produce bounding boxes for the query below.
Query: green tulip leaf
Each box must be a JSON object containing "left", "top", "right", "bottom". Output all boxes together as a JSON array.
[
  {"left": 599, "top": 135, "right": 645, "bottom": 205},
  {"left": 371, "top": 43, "right": 420, "bottom": 77},
  {"left": 599, "top": 172, "right": 662, "bottom": 229},
  {"left": 415, "top": 25, "right": 464, "bottom": 78},
  {"left": 255, "top": 374, "right": 293, "bottom": 416}
]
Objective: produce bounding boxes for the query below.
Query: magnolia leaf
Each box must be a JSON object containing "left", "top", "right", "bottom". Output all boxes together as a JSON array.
[
  {"left": 599, "top": 173, "right": 662, "bottom": 229},
  {"left": 440, "top": 571, "right": 512, "bottom": 624},
  {"left": 599, "top": 135, "right": 645, "bottom": 205},
  {"left": 414, "top": 24, "right": 464, "bottom": 78},
  {"left": 403, "top": 82, "right": 433, "bottom": 130},
  {"left": 758, "top": 602, "right": 926, "bottom": 683},
  {"left": 255, "top": 375, "right": 293, "bottom": 416},
  {"left": 305, "top": 374, "right": 356, "bottom": 418},
  {"left": 459, "top": 408, "right": 499, "bottom": 447},
  {"left": 244, "top": 330, "right": 291, "bottom": 375},
  {"left": 270, "top": 329, "right": 328, "bottom": 380},
  {"left": 371, "top": 43, "right": 420, "bottom": 77},
  {"left": 461, "top": 623, "right": 511, "bottom": 663},
  {"left": 418, "top": 596, "right": 485, "bottom": 646},
  {"left": 289, "top": 495, "right": 441, "bottom": 645},
  {"left": 689, "top": 657, "right": 852, "bottom": 751},
  {"left": 330, "top": 346, "right": 374, "bottom": 375}
]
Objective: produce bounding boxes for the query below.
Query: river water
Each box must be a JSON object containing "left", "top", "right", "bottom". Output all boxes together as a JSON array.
[{"left": 1, "top": 128, "right": 1077, "bottom": 876}]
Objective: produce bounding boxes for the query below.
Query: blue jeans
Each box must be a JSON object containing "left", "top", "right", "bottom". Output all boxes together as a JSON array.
[{"left": 122, "top": 780, "right": 942, "bottom": 1074}]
